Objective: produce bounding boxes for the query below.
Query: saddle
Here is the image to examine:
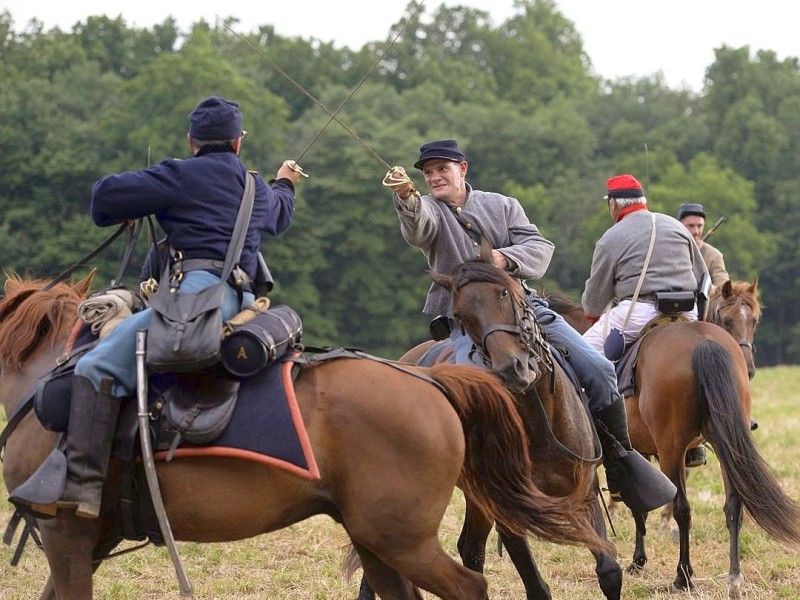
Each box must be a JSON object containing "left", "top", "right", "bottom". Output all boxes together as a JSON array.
[{"left": 615, "top": 313, "right": 691, "bottom": 397}]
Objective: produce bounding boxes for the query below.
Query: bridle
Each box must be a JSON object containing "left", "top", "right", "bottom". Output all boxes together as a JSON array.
[
  {"left": 455, "top": 281, "right": 553, "bottom": 382},
  {"left": 708, "top": 299, "right": 757, "bottom": 356}
]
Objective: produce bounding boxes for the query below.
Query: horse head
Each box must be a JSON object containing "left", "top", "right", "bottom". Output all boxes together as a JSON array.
[
  {"left": 709, "top": 277, "right": 761, "bottom": 379},
  {"left": 0, "top": 270, "right": 94, "bottom": 371},
  {"left": 430, "top": 249, "right": 542, "bottom": 393}
]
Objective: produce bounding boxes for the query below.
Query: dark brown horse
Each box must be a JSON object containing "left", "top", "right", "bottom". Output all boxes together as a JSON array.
[
  {"left": 370, "top": 255, "right": 622, "bottom": 600},
  {"left": 545, "top": 287, "right": 800, "bottom": 595},
  {"left": 0, "top": 274, "right": 609, "bottom": 600}
]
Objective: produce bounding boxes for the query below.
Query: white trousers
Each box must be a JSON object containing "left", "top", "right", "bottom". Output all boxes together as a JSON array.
[{"left": 583, "top": 300, "right": 698, "bottom": 353}]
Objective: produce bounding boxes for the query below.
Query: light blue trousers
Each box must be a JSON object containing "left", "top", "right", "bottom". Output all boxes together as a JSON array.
[
  {"left": 449, "top": 295, "right": 620, "bottom": 416},
  {"left": 75, "top": 271, "right": 254, "bottom": 397}
]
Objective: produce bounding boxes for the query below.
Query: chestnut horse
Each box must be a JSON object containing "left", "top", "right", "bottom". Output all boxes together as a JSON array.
[
  {"left": 545, "top": 285, "right": 800, "bottom": 595},
  {"left": 546, "top": 277, "right": 761, "bottom": 377},
  {"left": 361, "top": 254, "right": 622, "bottom": 600},
  {"left": 0, "top": 274, "right": 609, "bottom": 600}
]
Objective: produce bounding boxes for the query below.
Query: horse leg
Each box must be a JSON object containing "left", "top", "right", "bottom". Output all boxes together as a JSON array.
[
  {"left": 497, "top": 530, "right": 552, "bottom": 600},
  {"left": 354, "top": 542, "right": 423, "bottom": 600},
  {"left": 722, "top": 472, "right": 745, "bottom": 598},
  {"left": 38, "top": 515, "right": 99, "bottom": 599},
  {"left": 589, "top": 495, "right": 622, "bottom": 600},
  {"left": 626, "top": 509, "right": 649, "bottom": 574},
  {"left": 457, "top": 500, "right": 491, "bottom": 574},
  {"left": 671, "top": 478, "right": 694, "bottom": 591},
  {"left": 38, "top": 576, "right": 56, "bottom": 600}
]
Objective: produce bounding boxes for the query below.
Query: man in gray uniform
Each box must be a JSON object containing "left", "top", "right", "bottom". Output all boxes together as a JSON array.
[
  {"left": 583, "top": 174, "right": 709, "bottom": 467},
  {"left": 387, "top": 141, "right": 675, "bottom": 513}
]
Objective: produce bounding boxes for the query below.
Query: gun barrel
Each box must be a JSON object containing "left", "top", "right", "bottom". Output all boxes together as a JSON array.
[{"left": 702, "top": 216, "right": 727, "bottom": 241}]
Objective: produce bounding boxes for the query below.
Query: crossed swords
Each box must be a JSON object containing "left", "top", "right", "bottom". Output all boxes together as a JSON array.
[{"left": 224, "top": 1, "right": 424, "bottom": 192}]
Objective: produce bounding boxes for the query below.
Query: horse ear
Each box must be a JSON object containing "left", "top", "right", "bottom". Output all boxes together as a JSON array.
[
  {"left": 721, "top": 279, "right": 733, "bottom": 298},
  {"left": 429, "top": 270, "right": 453, "bottom": 291},
  {"left": 72, "top": 269, "right": 97, "bottom": 298},
  {"left": 3, "top": 273, "right": 22, "bottom": 296},
  {"left": 750, "top": 276, "right": 759, "bottom": 294}
]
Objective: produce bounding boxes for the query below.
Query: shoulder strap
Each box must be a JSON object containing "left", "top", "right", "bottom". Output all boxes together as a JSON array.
[
  {"left": 220, "top": 173, "right": 256, "bottom": 282},
  {"left": 621, "top": 212, "right": 657, "bottom": 330}
]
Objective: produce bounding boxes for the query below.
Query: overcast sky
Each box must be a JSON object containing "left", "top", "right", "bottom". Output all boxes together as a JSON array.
[{"left": 4, "top": 0, "right": 799, "bottom": 91}]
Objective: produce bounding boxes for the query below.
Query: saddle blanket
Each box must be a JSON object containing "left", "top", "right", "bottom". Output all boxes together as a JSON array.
[{"left": 153, "top": 359, "right": 320, "bottom": 480}]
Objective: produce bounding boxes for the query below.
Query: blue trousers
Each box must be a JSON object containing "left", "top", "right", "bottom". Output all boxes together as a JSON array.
[
  {"left": 449, "top": 296, "right": 620, "bottom": 416},
  {"left": 75, "top": 271, "right": 254, "bottom": 397}
]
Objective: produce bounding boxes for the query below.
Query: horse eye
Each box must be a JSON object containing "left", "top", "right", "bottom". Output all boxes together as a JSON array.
[{"left": 500, "top": 289, "right": 509, "bottom": 299}]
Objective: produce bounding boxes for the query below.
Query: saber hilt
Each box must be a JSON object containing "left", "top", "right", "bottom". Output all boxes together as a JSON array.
[{"left": 382, "top": 166, "right": 420, "bottom": 199}]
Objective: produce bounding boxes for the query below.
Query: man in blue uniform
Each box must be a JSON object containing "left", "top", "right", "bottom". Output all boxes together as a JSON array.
[{"left": 14, "top": 96, "right": 302, "bottom": 519}]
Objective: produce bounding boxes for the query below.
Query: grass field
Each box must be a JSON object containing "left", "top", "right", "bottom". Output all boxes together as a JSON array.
[{"left": 2, "top": 366, "right": 799, "bottom": 599}]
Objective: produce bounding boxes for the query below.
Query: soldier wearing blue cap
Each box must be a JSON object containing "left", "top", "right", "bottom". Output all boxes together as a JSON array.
[
  {"left": 678, "top": 203, "right": 730, "bottom": 286},
  {"left": 13, "top": 96, "right": 304, "bottom": 519},
  {"left": 385, "top": 141, "right": 676, "bottom": 515}
]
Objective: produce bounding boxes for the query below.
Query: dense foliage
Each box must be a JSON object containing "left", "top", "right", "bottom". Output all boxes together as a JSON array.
[{"left": 2, "top": 1, "right": 798, "bottom": 363}]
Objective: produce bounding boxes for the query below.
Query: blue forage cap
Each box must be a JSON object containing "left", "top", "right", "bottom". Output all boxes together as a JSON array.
[
  {"left": 413, "top": 139, "right": 466, "bottom": 169},
  {"left": 677, "top": 203, "right": 706, "bottom": 221},
  {"left": 188, "top": 96, "right": 244, "bottom": 141}
]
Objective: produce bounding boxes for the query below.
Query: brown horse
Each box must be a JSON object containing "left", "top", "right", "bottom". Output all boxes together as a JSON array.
[
  {"left": 0, "top": 274, "right": 611, "bottom": 600},
  {"left": 707, "top": 278, "right": 761, "bottom": 379},
  {"left": 546, "top": 277, "right": 762, "bottom": 376},
  {"left": 365, "top": 255, "right": 622, "bottom": 600},
  {"left": 545, "top": 287, "right": 800, "bottom": 595}
]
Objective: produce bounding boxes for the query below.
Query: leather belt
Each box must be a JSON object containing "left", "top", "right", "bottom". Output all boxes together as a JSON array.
[{"left": 180, "top": 258, "right": 254, "bottom": 291}]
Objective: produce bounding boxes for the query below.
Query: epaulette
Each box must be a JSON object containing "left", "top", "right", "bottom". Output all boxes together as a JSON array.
[{"left": 248, "top": 169, "right": 259, "bottom": 175}]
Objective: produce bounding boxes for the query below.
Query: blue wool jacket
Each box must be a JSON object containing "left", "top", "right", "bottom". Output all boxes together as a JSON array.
[{"left": 91, "top": 148, "right": 295, "bottom": 280}]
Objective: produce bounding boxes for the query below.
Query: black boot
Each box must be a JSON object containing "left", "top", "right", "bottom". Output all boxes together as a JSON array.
[
  {"left": 57, "top": 376, "right": 121, "bottom": 519},
  {"left": 595, "top": 398, "right": 676, "bottom": 514}
]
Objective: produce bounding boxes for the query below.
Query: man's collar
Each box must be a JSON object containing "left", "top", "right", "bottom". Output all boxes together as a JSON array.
[{"left": 616, "top": 203, "right": 648, "bottom": 223}]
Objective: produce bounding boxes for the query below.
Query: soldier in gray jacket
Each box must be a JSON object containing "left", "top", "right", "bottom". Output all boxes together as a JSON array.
[
  {"left": 583, "top": 174, "right": 708, "bottom": 467},
  {"left": 583, "top": 175, "right": 707, "bottom": 353},
  {"left": 387, "top": 140, "right": 675, "bottom": 514}
]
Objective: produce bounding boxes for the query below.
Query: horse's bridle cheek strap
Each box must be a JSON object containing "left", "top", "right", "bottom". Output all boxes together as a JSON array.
[{"left": 481, "top": 324, "right": 522, "bottom": 352}]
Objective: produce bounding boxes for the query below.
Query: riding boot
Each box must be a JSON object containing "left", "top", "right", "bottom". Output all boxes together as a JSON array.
[
  {"left": 57, "top": 376, "right": 122, "bottom": 519},
  {"left": 595, "top": 398, "right": 677, "bottom": 514}
]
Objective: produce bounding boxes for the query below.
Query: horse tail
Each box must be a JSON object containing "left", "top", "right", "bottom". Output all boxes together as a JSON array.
[
  {"left": 426, "top": 363, "right": 613, "bottom": 554},
  {"left": 693, "top": 339, "right": 800, "bottom": 544}
]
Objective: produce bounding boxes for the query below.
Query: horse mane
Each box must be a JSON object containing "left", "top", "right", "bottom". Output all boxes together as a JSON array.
[
  {"left": 0, "top": 275, "right": 82, "bottom": 370},
  {"left": 452, "top": 259, "right": 525, "bottom": 302}
]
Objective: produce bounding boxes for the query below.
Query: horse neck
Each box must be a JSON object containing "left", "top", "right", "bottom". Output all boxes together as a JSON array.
[{"left": 0, "top": 327, "right": 71, "bottom": 418}]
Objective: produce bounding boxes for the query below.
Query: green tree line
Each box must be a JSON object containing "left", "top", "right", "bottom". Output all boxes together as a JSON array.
[{"left": 1, "top": 1, "right": 798, "bottom": 363}]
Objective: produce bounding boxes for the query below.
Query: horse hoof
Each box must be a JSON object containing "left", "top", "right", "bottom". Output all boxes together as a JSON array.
[
  {"left": 625, "top": 562, "right": 644, "bottom": 575},
  {"left": 728, "top": 573, "right": 744, "bottom": 599},
  {"left": 672, "top": 574, "right": 693, "bottom": 591}
]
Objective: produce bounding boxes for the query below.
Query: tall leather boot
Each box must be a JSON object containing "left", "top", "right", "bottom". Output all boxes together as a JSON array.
[
  {"left": 595, "top": 398, "right": 677, "bottom": 514},
  {"left": 57, "top": 376, "right": 122, "bottom": 519}
]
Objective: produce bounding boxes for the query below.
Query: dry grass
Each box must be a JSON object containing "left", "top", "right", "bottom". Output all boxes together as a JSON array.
[{"left": 2, "top": 366, "right": 799, "bottom": 599}]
